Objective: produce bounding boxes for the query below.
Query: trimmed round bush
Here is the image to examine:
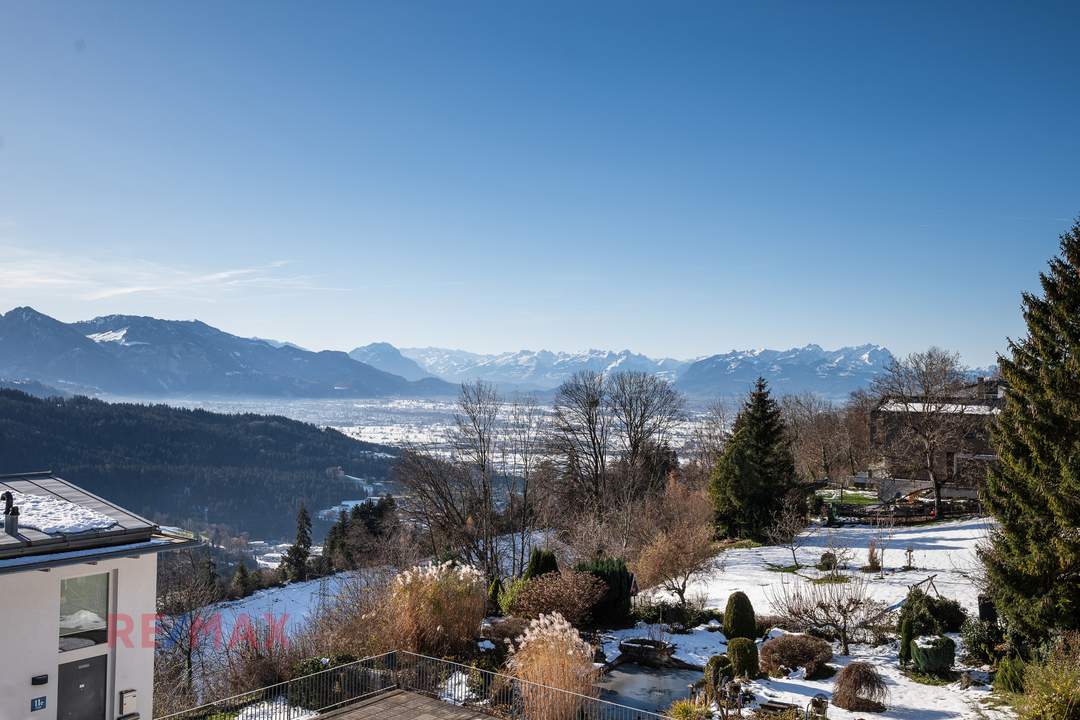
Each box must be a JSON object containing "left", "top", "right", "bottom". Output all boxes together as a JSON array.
[
  {"left": 832, "top": 661, "right": 887, "bottom": 712},
  {"left": 760, "top": 634, "right": 833, "bottom": 678},
  {"left": 703, "top": 654, "right": 733, "bottom": 702},
  {"left": 911, "top": 635, "right": 956, "bottom": 675},
  {"left": 723, "top": 591, "right": 756, "bottom": 641},
  {"left": 817, "top": 552, "right": 837, "bottom": 571},
  {"left": 727, "top": 637, "right": 759, "bottom": 678}
]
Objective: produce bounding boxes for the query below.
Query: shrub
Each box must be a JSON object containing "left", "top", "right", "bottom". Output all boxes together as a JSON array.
[
  {"left": 760, "top": 634, "right": 833, "bottom": 678},
  {"left": 960, "top": 618, "right": 1004, "bottom": 665},
  {"left": 488, "top": 577, "right": 504, "bottom": 614},
  {"left": 288, "top": 654, "right": 361, "bottom": 710},
  {"left": 724, "top": 591, "right": 757, "bottom": 641},
  {"left": 511, "top": 571, "right": 607, "bottom": 627},
  {"left": 507, "top": 613, "right": 598, "bottom": 720},
  {"left": 994, "top": 656, "right": 1026, "bottom": 694},
  {"left": 633, "top": 598, "right": 720, "bottom": 628},
  {"left": 727, "top": 637, "right": 759, "bottom": 678},
  {"left": 498, "top": 578, "right": 528, "bottom": 616},
  {"left": 931, "top": 597, "right": 968, "bottom": 633},
  {"left": 862, "top": 539, "right": 881, "bottom": 573},
  {"left": 911, "top": 635, "right": 956, "bottom": 675},
  {"left": 667, "top": 698, "right": 710, "bottom": 720},
  {"left": 575, "top": 557, "right": 634, "bottom": 628},
  {"left": 898, "top": 617, "right": 914, "bottom": 667},
  {"left": 388, "top": 561, "right": 487, "bottom": 656},
  {"left": 1015, "top": 632, "right": 1080, "bottom": 720},
  {"left": 524, "top": 548, "right": 559, "bottom": 579},
  {"left": 832, "top": 661, "right": 887, "bottom": 712},
  {"left": 897, "top": 588, "right": 967, "bottom": 637},
  {"left": 817, "top": 552, "right": 837, "bottom": 571},
  {"left": 703, "top": 654, "right": 733, "bottom": 702}
]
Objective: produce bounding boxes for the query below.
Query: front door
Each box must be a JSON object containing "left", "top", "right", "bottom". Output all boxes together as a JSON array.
[{"left": 58, "top": 655, "right": 107, "bottom": 720}]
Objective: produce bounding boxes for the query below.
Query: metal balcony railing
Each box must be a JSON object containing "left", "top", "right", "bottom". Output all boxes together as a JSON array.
[{"left": 155, "top": 650, "right": 672, "bottom": 720}]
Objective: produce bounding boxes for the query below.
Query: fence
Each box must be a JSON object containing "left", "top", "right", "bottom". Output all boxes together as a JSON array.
[{"left": 156, "top": 650, "right": 672, "bottom": 720}]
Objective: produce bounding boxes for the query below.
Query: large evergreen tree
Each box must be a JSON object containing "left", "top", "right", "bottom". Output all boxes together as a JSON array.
[
  {"left": 981, "top": 220, "right": 1080, "bottom": 644},
  {"left": 281, "top": 504, "right": 313, "bottom": 582},
  {"left": 709, "top": 378, "right": 797, "bottom": 540}
]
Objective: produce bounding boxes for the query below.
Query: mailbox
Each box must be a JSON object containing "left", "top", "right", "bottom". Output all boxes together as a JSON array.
[{"left": 120, "top": 689, "right": 138, "bottom": 716}]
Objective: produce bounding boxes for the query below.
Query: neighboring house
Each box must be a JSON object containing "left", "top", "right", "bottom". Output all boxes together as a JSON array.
[
  {"left": 0, "top": 472, "right": 197, "bottom": 720},
  {"left": 869, "top": 377, "right": 1006, "bottom": 499}
]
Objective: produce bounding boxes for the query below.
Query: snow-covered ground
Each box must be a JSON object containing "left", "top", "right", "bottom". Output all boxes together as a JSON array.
[
  {"left": 211, "top": 572, "right": 360, "bottom": 640},
  {"left": 196, "top": 517, "right": 1007, "bottom": 719},
  {"left": 612, "top": 517, "right": 1011, "bottom": 719},
  {"left": 681, "top": 517, "right": 992, "bottom": 616}
]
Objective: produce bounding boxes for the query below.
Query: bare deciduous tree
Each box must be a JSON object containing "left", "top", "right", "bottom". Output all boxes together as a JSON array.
[
  {"left": 608, "top": 371, "right": 684, "bottom": 472},
  {"left": 633, "top": 477, "right": 720, "bottom": 608},
  {"left": 769, "top": 574, "right": 888, "bottom": 655},
  {"left": 504, "top": 393, "right": 548, "bottom": 577},
  {"left": 682, "top": 399, "right": 730, "bottom": 490},
  {"left": 782, "top": 393, "right": 846, "bottom": 483},
  {"left": 156, "top": 550, "right": 223, "bottom": 712},
  {"left": 765, "top": 495, "right": 814, "bottom": 569},
  {"left": 451, "top": 380, "right": 502, "bottom": 578},
  {"left": 550, "top": 371, "right": 611, "bottom": 518},
  {"left": 871, "top": 347, "right": 968, "bottom": 518}
]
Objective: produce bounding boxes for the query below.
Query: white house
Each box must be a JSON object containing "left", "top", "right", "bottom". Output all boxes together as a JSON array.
[{"left": 0, "top": 472, "right": 197, "bottom": 720}]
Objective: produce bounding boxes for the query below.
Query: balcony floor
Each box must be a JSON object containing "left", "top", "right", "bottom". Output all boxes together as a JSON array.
[{"left": 329, "top": 690, "right": 494, "bottom": 720}]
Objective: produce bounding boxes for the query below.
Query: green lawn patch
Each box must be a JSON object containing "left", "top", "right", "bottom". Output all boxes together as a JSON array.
[
  {"left": 766, "top": 563, "right": 802, "bottom": 573},
  {"left": 810, "top": 574, "right": 851, "bottom": 585}
]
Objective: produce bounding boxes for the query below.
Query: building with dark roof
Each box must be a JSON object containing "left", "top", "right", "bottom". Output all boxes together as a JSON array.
[{"left": 0, "top": 471, "right": 198, "bottom": 720}]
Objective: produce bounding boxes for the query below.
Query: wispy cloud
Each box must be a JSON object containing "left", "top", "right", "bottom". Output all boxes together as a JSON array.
[{"left": 0, "top": 245, "right": 345, "bottom": 302}]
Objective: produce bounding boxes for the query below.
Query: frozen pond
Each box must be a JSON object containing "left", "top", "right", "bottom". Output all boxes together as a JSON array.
[{"left": 596, "top": 665, "right": 700, "bottom": 714}]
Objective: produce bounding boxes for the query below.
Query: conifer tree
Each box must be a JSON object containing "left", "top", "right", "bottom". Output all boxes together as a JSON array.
[
  {"left": 230, "top": 562, "right": 254, "bottom": 598},
  {"left": 981, "top": 221, "right": 1080, "bottom": 643},
  {"left": 281, "top": 504, "right": 313, "bottom": 582},
  {"left": 709, "top": 378, "right": 797, "bottom": 540}
]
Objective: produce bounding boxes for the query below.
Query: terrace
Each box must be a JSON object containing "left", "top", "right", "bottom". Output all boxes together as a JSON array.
[{"left": 158, "top": 651, "right": 671, "bottom": 720}]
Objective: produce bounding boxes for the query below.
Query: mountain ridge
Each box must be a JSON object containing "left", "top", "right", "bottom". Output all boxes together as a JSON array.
[
  {"left": 0, "top": 307, "right": 457, "bottom": 398},
  {"left": 386, "top": 342, "right": 894, "bottom": 398}
]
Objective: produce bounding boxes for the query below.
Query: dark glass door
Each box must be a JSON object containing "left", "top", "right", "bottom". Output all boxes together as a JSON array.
[{"left": 58, "top": 655, "right": 107, "bottom": 720}]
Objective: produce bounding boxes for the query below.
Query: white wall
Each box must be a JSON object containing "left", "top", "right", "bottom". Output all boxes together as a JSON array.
[{"left": 0, "top": 553, "right": 158, "bottom": 720}]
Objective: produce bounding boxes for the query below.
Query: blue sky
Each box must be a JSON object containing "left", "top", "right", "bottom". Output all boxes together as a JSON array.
[{"left": 2, "top": 2, "right": 1078, "bottom": 366}]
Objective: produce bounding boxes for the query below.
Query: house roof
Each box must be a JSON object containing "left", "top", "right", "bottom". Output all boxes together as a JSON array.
[{"left": 0, "top": 471, "right": 198, "bottom": 573}]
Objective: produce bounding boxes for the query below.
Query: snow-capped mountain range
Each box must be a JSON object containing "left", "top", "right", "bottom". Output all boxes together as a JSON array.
[
  {"left": 0, "top": 306, "right": 895, "bottom": 400},
  {"left": 397, "top": 347, "right": 690, "bottom": 388},
  {"left": 380, "top": 343, "right": 896, "bottom": 399}
]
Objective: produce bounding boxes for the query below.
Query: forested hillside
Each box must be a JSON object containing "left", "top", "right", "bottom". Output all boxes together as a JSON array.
[{"left": 0, "top": 390, "right": 398, "bottom": 538}]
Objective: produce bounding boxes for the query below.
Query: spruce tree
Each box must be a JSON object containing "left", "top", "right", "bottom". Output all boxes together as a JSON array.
[
  {"left": 281, "top": 504, "right": 313, "bottom": 582},
  {"left": 230, "top": 562, "right": 253, "bottom": 598},
  {"left": 981, "top": 221, "right": 1080, "bottom": 644},
  {"left": 709, "top": 378, "right": 797, "bottom": 540}
]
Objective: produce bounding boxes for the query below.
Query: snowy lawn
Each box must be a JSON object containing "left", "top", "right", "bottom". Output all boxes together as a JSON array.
[
  {"left": 607, "top": 517, "right": 1012, "bottom": 719},
  {"left": 683, "top": 517, "right": 992, "bottom": 615}
]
